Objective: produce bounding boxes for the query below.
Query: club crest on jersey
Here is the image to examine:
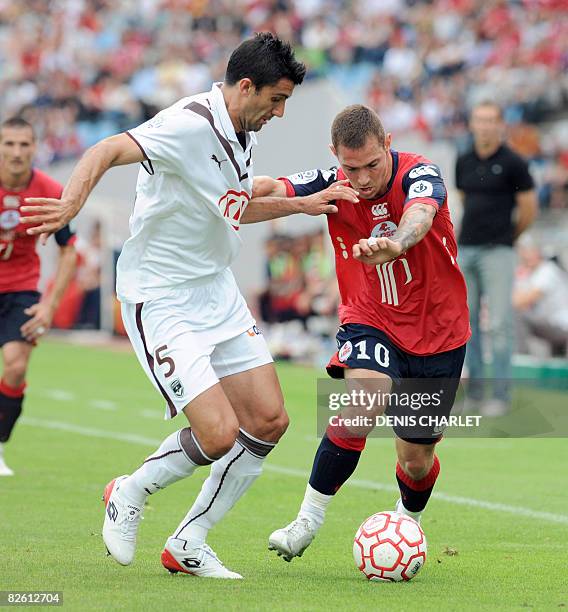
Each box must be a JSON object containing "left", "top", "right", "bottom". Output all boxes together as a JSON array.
[
  {"left": 0, "top": 210, "right": 20, "bottom": 230},
  {"left": 170, "top": 378, "right": 185, "bottom": 398},
  {"left": 408, "top": 165, "right": 438, "bottom": 179},
  {"left": 338, "top": 341, "right": 353, "bottom": 362},
  {"left": 371, "top": 203, "right": 388, "bottom": 219},
  {"left": 218, "top": 190, "right": 250, "bottom": 231},
  {"left": 371, "top": 221, "right": 398, "bottom": 238},
  {"left": 2, "top": 195, "right": 20, "bottom": 209}
]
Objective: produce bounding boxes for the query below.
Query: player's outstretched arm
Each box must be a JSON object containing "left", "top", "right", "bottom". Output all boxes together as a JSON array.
[
  {"left": 22, "top": 133, "right": 145, "bottom": 240},
  {"left": 354, "top": 202, "right": 436, "bottom": 265},
  {"left": 242, "top": 178, "right": 357, "bottom": 224}
]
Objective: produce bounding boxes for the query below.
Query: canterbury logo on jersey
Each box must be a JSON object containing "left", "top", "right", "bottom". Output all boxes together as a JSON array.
[
  {"left": 376, "top": 258, "right": 413, "bottom": 306},
  {"left": 371, "top": 203, "right": 388, "bottom": 218},
  {"left": 408, "top": 165, "right": 439, "bottom": 179}
]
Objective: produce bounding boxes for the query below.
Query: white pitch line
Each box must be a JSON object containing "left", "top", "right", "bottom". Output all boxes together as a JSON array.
[
  {"left": 89, "top": 399, "right": 118, "bottom": 411},
  {"left": 19, "top": 416, "right": 568, "bottom": 526},
  {"left": 22, "top": 416, "right": 159, "bottom": 447},
  {"left": 31, "top": 389, "right": 118, "bottom": 411},
  {"left": 140, "top": 409, "right": 159, "bottom": 419},
  {"left": 40, "top": 389, "right": 75, "bottom": 402}
]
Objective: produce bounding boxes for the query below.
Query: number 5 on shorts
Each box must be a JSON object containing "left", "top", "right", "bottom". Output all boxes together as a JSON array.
[{"left": 155, "top": 345, "right": 175, "bottom": 378}]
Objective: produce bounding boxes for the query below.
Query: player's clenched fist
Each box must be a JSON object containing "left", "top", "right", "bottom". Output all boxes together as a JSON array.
[{"left": 353, "top": 236, "right": 403, "bottom": 265}]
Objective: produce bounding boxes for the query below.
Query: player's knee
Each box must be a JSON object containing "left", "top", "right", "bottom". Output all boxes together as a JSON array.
[
  {"left": 252, "top": 405, "right": 289, "bottom": 442},
  {"left": 3, "top": 358, "right": 28, "bottom": 387},
  {"left": 270, "top": 408, "right": 289, "bottom": 440},
  {"left": 198, "top": 421, "right": 239, "bottom": 459},
  {"left": 400, "top": 457, "right": 431, "bottom": 480}
]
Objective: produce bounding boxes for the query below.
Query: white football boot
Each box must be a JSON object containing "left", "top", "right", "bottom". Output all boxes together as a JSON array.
[
  {"left": 102, "top": 475, "right": 144, "bottom": 565},
  {"left": 0, "top": 444, "right": 14, "bottom": 476},
  {"left": 395, "top": 498, "right": 422, "bottom": 524},
  {"left": 268, "top": 517, "right": 318, "bottom": 562},
  {"left": 161, "top": 537, "right": 242, "bottom": 579}
]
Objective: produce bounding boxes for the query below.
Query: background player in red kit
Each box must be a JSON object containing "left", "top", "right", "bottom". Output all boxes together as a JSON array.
[
  {"left": 0, "top": 117, "right": 77, "bottom": 476},
  {"left": 243, "top": 104, "right": 470, "bottom": 560}
]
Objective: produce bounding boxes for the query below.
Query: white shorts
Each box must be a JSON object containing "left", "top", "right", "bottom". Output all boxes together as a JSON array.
[{"left": 121, "top": 269, "right": 273, "bottom": 419}]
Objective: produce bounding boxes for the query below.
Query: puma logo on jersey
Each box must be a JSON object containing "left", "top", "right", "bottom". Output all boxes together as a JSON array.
[{"left": 211, "top": 154, "right": 227, "bottom": 170}]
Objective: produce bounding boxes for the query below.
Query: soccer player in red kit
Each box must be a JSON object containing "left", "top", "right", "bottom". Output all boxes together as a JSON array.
[
  {"left": 0, "top": 117, "right": 77, "bottom": 476},
  {"left": 243, "top": 104, "right": 470, "bottom": 561}
]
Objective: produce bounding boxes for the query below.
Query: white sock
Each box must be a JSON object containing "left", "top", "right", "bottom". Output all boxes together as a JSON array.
[
  {"left": 120, "top": 428, "right": 212, "bottom": 506},
  {"left": 298, "top": 484, "right": 333, "bottom": 529},
  {"left": 173, "top": 430, "right": 274, "bottom": 544},
  {"left": 397, "top": 498, "right": 423, "bottom": 521}
]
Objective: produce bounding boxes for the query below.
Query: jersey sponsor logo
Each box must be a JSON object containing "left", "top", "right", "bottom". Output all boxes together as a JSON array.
[
  {"left": 246, "top": 325, "right": 262, "bottom": 337},
  {"left": 371, "top": 221, "right": 397, "bottom": 238},
  {"left": 2, "top": 195, "right": 20, "bottom": 209},
  {"left": 408, "top": 179, "right": 434, "bottom": 199},
  {"left": 371, "top": 203, "right": 388, "bottom": 218},
  {"left": 338, "top": 341, "right": 353, "bottom": 362},
  {"left": 492, "top": 164, "right": 503, "bottom": 175},
  {"left": 218, "top": 189, "right": 250, "bottom": 231},
  {"left": 408, "top": 165, "right": 439, "bottom": 179},
  {"left": 287, "top": 170, "right": 318, "bottom": 185},
  {"left": 0, "top": 210, "right": 20, "bottom": 230}
]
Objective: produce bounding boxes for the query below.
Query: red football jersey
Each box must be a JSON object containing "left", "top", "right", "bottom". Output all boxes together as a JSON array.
[
  {"left": 281, "top": 151, "right": 471, "bottom": 355},
  {"left": 0, "top": 169, "right": 75, "bottom": 293}
]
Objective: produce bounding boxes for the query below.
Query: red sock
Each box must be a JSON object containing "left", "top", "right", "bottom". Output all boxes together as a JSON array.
[
  {"left": 326, "top": 422, "right": 367, "bottom": 452},
  {"left": 0, "top": 379, "right": 26, "bottom": 398},
  {"left": 0, "top": 379, "right": 26, "bottom": 442}
]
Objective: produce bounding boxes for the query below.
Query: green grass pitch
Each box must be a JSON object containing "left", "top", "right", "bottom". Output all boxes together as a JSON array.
[{"left": 1, "top": 341, "right": 567, "bottom": 610}]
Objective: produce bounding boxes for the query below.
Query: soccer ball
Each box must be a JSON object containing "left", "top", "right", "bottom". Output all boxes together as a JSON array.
[{"left": 353, "top": 511, "right": 427, "bottom": 582}]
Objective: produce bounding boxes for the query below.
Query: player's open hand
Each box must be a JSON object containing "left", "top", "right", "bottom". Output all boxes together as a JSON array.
[
  {"left": 302, "top": 180, "right": 359, "bottom": 216},
  {"left": 21, "top": 197, "right": 76, "bottom": 245},
  {"left": 20, "top": 302, "right": 53, "bottom": 343},
  {"left": 353, "top": 237, "right": 403, "bottom": 265}
]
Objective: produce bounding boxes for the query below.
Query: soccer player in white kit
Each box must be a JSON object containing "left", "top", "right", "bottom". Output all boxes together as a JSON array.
[{"left": 21, "top": 33, "right": 323, "bottom": 579}]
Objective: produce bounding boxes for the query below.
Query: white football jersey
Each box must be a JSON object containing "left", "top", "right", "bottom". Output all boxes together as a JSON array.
[{"left": 116, "top": 83, "right": 256, "bottom": 303}]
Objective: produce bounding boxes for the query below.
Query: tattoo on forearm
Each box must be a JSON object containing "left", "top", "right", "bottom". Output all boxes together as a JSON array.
[{"left": 392, "top": 203, "right": 435, "bottom": 252}]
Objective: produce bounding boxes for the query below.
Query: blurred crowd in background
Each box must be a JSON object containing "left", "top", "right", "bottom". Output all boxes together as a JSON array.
[
  {"left": 254, "top": 230, "right": 339, "bottom": 362},
  {"left": 1, "top": 0, "right": 567, "bottom": 360},
  {"left": 1, "top": 0, "right": 567, "bottom": 210}
]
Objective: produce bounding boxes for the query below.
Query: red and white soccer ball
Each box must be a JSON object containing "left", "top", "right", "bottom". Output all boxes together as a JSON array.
[{"left": 353, "top": 511, "right": 427, "bottom": 582}]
